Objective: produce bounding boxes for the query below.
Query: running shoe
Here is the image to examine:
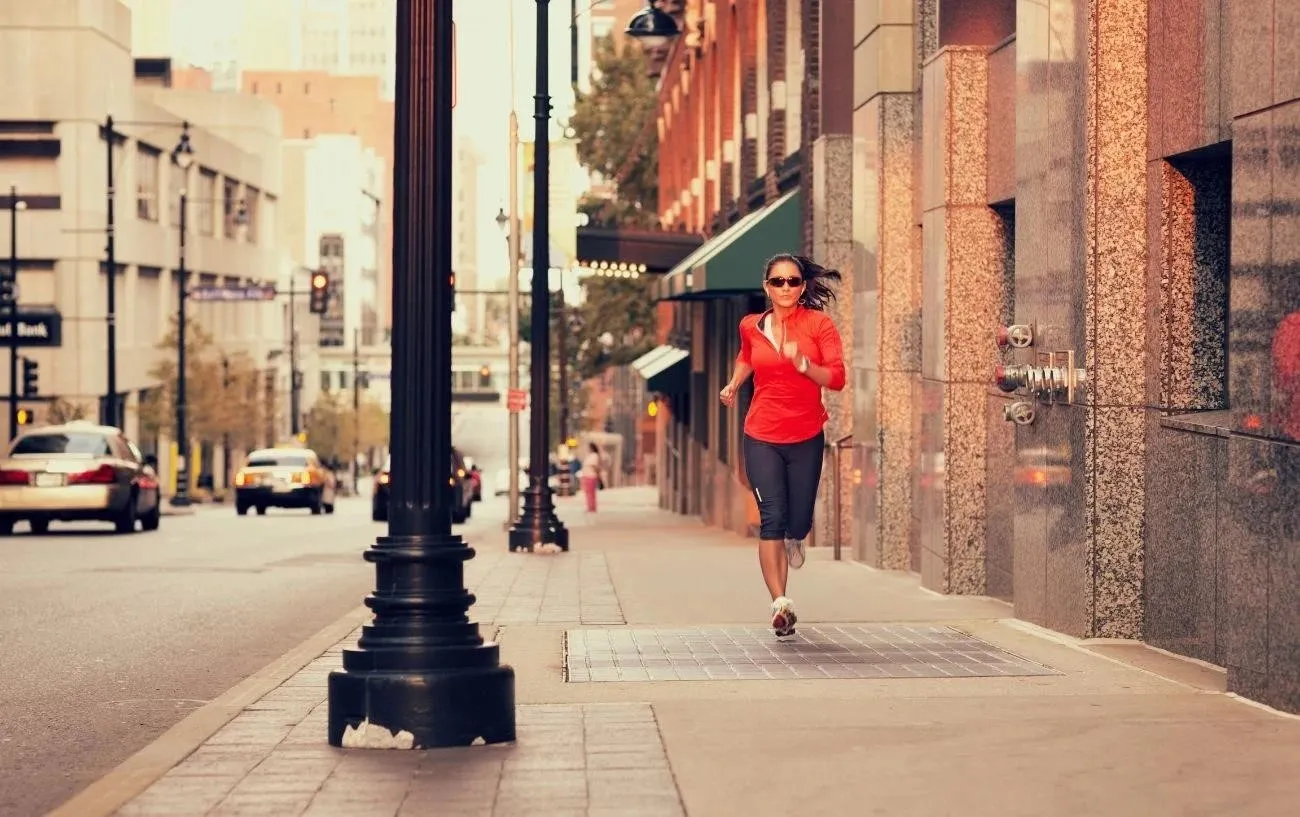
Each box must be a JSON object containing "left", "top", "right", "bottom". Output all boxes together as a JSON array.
[
  {"left": 785, "top": 536, "right": 806, "bottom": 569},
  {"left": 770, "top": 596, "right": 798, "bottom": 638}
]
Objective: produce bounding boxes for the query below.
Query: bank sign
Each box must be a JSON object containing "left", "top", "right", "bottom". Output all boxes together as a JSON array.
[{"left": 0, "top": 313, "right": 62, "bottom": 347}]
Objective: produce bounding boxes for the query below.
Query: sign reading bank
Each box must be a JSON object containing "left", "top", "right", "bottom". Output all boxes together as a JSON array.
[{"left": 0, "top": 312, "right": 62, "bottom": 347}]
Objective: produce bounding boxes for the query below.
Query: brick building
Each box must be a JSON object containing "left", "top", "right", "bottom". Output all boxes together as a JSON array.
[{"left": 632, "top": 0, "right": 1300, "bottom": 716}]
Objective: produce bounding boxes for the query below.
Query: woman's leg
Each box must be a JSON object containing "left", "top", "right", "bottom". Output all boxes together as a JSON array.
[
  {"left": 784, "top": 432, "right": 826, "bottom": 546},
  {"left": 743, "top": 436, "right": 789, "bottom": 600},
  {"left": 582, "top": 476, "right": 597, "bottom": 511}
]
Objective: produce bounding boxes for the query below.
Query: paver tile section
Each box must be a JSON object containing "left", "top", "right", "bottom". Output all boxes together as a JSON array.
[
  {"left": 472, "top": 551, "right": 625, "bottom": 625},
  {"left": 115, "top": 702, "right": 682, "bottom": 817},
  {"left": 565, "top": 624, "right": 1060, "bottom": 682}
]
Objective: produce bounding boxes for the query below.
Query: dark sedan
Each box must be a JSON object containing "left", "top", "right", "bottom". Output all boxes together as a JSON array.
[{"left": 372, "top": 449, "right": 474, "bottom": 524}]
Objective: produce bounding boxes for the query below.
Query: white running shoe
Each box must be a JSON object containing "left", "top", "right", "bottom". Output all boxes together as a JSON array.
[
  {"left": 770, "top": 596, "right": 797, "bottom": 638},
  {"left": 785, "top": 536, "right": 806, "bottom": 569}
]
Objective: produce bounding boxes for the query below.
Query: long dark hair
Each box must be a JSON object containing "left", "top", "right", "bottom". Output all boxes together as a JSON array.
[{"left": 764, "top": 253, "right": 842, "bottom": 311}]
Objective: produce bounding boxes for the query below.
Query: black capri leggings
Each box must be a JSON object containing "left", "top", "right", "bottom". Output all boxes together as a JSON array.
[{"left": 743, "top": 432, "right": 825, "bottom": 541}]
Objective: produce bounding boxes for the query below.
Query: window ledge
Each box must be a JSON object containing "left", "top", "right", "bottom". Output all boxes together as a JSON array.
[{"left": 1159, "top": 409, "right": 1232, "bottom": 438}]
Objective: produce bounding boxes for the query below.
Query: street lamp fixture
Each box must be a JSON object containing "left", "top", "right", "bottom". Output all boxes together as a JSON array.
[
  {"left": 624, "top": 2, "right": 681, "bottom": 51},
  {"left": 495, "top": 206, "right": 508, "bottom": 232},
  {"left": 169, "top": 124, "right": 194, "bottom": 508},
  {"left": 508, "top": 0, "right": 569, "bottom": 553}
]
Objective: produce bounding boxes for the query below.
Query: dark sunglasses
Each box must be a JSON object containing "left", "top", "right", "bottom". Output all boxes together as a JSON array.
[{"left": 765, "top": 276, "right": 803, "bottom": 288}]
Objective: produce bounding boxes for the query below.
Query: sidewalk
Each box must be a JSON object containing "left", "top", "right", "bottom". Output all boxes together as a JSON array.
[{"left": 61, "top": 488, "right": 1300, "bottom": 817}]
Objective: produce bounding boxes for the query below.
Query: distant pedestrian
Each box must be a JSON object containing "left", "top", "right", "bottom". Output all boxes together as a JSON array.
[
  {"left": 580, "top": 442, "right": 603, "bottom": 512},
  {"left": 719, "top": 254, "right": 845, "bottom": 638}
]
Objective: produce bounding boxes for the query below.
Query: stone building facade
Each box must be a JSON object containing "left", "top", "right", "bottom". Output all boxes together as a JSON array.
[{"left": 645, "top": 0, "right": 1299, "bottom": 715}]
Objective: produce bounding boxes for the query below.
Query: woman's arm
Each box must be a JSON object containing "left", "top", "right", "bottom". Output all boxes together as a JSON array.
[
  {"left": 796, "top": 316, "right": 846, "bottom": 391},
  {"left": 728, "top": 318, "right": 755, "bottom": 387}
]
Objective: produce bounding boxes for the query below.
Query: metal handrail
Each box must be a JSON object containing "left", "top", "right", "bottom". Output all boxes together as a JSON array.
[{"left": 830, "top": 434, "right": 853, "bottom": 560}]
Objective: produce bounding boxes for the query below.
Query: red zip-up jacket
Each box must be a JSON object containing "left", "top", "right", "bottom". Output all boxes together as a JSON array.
[{"left": 736, "top": 307, "right": 846, "bottom": 444}]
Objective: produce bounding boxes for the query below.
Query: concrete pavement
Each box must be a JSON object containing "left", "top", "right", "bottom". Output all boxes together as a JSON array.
[
  {"left": 0, "top": 491, "right": 498, "bottom": 817},
  {"left": 54, "top": 488, "right": 1300, "bottom": 817}
]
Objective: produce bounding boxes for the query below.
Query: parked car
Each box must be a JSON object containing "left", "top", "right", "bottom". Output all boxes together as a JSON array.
[
  {"left": 234, "top": 447, "right": 337, "bottom": 516},
  {"left": 371, "top": 448, "right": 474, "bottom": 524},
  {"left": 0, "top": 420, "right": 162, "bottom": 535}
]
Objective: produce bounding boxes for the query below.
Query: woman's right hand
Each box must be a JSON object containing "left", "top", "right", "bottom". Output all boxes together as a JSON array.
[{"left": 719, "top": 382, "right": 737, "bottom": 407}]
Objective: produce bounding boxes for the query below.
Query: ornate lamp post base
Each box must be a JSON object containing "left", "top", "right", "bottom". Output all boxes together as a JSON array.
[{"left": 508, "top": 485, "right": 570, "bottom": 552}]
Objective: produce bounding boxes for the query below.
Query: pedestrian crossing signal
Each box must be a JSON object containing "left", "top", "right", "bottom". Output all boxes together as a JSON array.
[
  {"left": 16, "top": 408, "right": 33, "bottom": 426},
  {"left": 309, "top": 271, "right": 330, "bottom": 314}
]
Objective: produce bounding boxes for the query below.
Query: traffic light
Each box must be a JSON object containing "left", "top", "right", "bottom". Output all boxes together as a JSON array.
[
  {"left": 309, "top": 271, "right": 330, "bottom": 314},
  {"left": 15, "top": 408, "right": 33, "bottom": 426},
  {"left": 21, "top": 357, "right": 37, "bottom": 397}
]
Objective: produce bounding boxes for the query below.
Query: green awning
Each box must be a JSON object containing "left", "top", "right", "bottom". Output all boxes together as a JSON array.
[
  {"left": 655, "top": 189, "right": 801, "bottom": 301},
  {"left": 637, "top": 346, "right": 690, "bottom": 394},
  {"left": 630, "top": 345, "right": 679, "bottom": 374}
]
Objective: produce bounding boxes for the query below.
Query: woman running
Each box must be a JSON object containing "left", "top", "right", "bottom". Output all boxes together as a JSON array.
[{"left": 719, "top": 254, "right": 845, "bottom": 638}]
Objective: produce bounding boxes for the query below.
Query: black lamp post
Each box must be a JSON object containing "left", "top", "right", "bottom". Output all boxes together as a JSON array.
[
  {"left": 169, "top": 125, "right": 194, "bottom": 508},
  {"left": 509, "top": 0, "right": 570, "bottom": 553},
  {"left": 6, "top": 186, "right": 24, "bottom": 441},
  {"left": 624, "top": 2, "right": 681, "bottom": 50},
  {"left": 328, "top": 0, "right": 515, "bottom": 749}
]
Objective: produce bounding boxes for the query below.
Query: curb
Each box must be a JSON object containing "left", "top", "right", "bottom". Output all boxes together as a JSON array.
[{"left": 49, "top": 605, "right": 372, "bottom": 817}]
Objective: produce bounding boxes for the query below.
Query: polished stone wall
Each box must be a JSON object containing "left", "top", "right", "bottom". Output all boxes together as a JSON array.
[{"left": 851, "top": 0, "right": 923, "bottom": 570}]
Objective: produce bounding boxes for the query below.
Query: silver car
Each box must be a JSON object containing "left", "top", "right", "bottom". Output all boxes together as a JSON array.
[{"left": 0, "top": 420, "right": 162, "bottom": 535}]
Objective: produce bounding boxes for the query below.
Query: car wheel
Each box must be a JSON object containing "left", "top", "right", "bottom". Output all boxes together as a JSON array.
[
  {"left": 0, "top": 517, "right": 12, "bottom": 536},
  {"left": 310, "top": 491, "right": 323, "bottom": 515},
  {"left": 256, "top": 505, "right": 267, "bottom": 516},
  {"left": 114, "top": 492, "right": 139, "bottom": 534},
  {"left": 372, "top": 502, "right": 387, "bottom": 522},
  {"left": 236, "top": 503, "right": 249, "bottom": 516},
  {"left": 29, "top": 519, "right": 50, "bottom": 535},
  {"left": 140, "top": 502, "right": 160, "bottom": 533},
  {"left": 452, "top": 507, "right": 468, "bottom": 524},
  {"left": 324, "top": 503, "right": 335, "bottom": 514}
]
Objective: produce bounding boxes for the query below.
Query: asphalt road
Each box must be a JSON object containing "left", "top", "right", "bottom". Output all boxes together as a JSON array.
[{"left": 0, "top": 491, "right": 505, "bottom": 817}]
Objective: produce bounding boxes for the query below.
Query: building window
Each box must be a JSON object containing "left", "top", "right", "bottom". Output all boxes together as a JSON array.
[
  {"left": 276, "top": 82, "right": 282, "bottom": 93},
  {"left": 244, "top": 186, "right": 261, "bottom": 244},
  {"left": 197, "top": 169, "right": 217, "bottom": 235},
  {"left": 304, "top": 81, "right": 311, "bottom": 93},
  {"left": 320, "top": 371, "right": 332, "bottom": 392},
  {"left": 136, "top": 144, "right": 161, "bottom": 221},
  {"left": 251, "top": 81, "right": 259, "bottom": 93},
  {"left": 222, "top": 177, "right": 240, "bottom": 239}
]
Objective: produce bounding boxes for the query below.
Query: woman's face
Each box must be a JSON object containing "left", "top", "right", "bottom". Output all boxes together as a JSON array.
[{"left": 764, "top": 259, "right": 806, "bottom": 309}]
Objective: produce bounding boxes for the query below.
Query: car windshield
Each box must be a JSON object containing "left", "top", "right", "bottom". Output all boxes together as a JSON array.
[
  {"left": 247, "top": 454, "right": 309, "bottom": 468},
  {"left": 11, "top": 432, "right": 111, "bottom": 457}
]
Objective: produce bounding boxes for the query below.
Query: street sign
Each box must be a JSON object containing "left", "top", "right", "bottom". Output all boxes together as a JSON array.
[
  {"left": 189, "top": 284, "right": 277, "bottom": 302},
  {"left": 506, "top": 388, "right": 528, "bottom": 413},
  {"left": 0, "top": 312, "right": 62, "bottom": 347}
]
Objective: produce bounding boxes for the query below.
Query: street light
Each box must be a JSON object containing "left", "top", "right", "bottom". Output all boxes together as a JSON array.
[
  {"left": 328, "top": 0, "right": 515, "bottom": 750},
  {"left": 6, "top": 186, "right": 26, "bottom": 441},
  {"left": 624, "top": 2, "right": 681, "bottom": 51},
  {"left": 496, "top": 204, "right": 524, "bottom": 526},
  {"left": 509, "top": 0, "right": 570, "bottom": 553},
  {"left": 169, "top": 124, "right": 194, "bottom": 508}
]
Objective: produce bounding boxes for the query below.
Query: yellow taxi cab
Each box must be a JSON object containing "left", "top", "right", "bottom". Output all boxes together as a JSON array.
[{"left": 234, "top": 447, "right": 337, "bottom": 516}]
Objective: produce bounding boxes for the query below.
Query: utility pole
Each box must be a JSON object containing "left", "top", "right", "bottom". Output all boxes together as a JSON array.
[
  {"left": 7, "top": 185, "right": 24, "bottom": 441},
  {"left": 104, "top": 116, "right": 119, "bottom": 428}
]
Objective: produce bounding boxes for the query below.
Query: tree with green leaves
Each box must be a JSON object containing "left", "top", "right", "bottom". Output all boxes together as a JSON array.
[{"left": 570, "top": 34, "right": 659, "bottom": 228}]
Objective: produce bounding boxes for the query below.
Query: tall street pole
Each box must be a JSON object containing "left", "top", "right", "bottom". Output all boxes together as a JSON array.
[
  {"left": 290, "top": 274, "right": 300, "bottom": 436},
  {"left": 171, "top": 186, "right": 191, "bottom": 506},
  {"left": 7, "top": 186, "right": 21, "bottom": 441},
  {"left": 509, "top": 0, "right": 570, "bottom": 552},
  {"left": 328, "top": 0, "right": 515, "bottom": 749},
  {"left": 352, "top": 327, "right": 360, "bottom": 493},
  {"left": 506, "top": 0, "right": 522, "bottom": 524},
  {"left": 104, "top": 116, "right": 119, "bottom": 428}
]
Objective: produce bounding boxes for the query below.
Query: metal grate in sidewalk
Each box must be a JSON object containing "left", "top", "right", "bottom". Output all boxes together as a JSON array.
[{"left": 564, "top": 623, "right": 1059, "bottom": 682}]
